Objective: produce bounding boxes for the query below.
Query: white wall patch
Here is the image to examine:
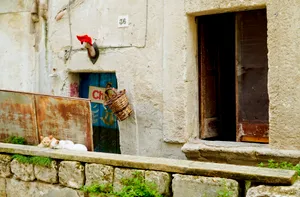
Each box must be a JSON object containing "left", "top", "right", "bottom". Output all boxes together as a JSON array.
[{"left": 118, "top": 15, "right": 129, "bottom": 28}]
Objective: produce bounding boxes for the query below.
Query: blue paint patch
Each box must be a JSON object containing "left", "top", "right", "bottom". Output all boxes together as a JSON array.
[{"left": 79, "top": 73, "right": 118, "bottom": 129}]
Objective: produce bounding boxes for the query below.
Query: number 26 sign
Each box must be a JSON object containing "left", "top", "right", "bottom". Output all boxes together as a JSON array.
[{"left": 118, "top": 15, "right": 129, "bottom": 28}]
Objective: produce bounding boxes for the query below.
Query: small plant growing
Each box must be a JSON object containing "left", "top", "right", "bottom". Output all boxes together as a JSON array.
[
  {"left": 12, "top": 154, "right": 53, "bottom": 167},
  {"left": 217, "top": 179, "right": 234, "bottom": 197},
  {"left": 258, "top": 159, "right": 300, "bottom": 176},
  {"left": 116, "top": 171, "right": 162, "bottom": 197},
  {"left": 81, "top": 184, "right": 114, "bottom": 197},
  {"left": 12, "top": 154, "right": 31, "bottom": 164},
  {"left": 217, "top": 189, "right": 234, "bottom": 197},
  {"left": 30, "top": 156, "right": 53, "bottom": 167},
  {"left": 4, "top": 136, "right": 26, "bottom": 145},
  {"left": 81, "top": 171, "right": 163, "bottom": 197}
]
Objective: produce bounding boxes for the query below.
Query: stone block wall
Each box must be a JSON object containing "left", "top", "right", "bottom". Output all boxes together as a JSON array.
[
  {"left": 0, "top": 153, "right": 240, "bottom": 197},
  {"left": 0, "top": 143, "right": 298, "bottom": 197}
]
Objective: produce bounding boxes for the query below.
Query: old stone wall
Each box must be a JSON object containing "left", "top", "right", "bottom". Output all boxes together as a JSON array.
[
  {"left": 0, "top": 143, "right": 298, "bottom": 197},
  {"left": 0, "top": 154, "right": 240, "bottom": 197}
]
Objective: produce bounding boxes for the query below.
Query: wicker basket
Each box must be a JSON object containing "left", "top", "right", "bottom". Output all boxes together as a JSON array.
[{"left": 104, "top": 88, "right": 133, "bottom": 121}]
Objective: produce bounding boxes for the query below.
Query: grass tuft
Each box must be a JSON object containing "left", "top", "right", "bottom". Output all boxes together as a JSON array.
[
  {"left": 258, "top": 159, "right": 300, "bottom": 176},
  {"left": 81, "top": 171, "right": 163, "bottom": 197},
  {"left": 30, "top": 156, "right": 53, "bottom": 167},
  {"left": 12, "top": 154, "right": 53, "bottom": 167},
  {"left": 12, "top": 154, "right": 31, "bottom": 164},
  {"left": 4, "top": 136, "right": 26, "bottom": 145}
]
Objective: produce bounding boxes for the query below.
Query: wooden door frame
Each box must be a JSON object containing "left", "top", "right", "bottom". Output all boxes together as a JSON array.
[
  {"left": 198, "top": 19, "right": 220, "bottom": 139},
  {"left": 198, "top": 10, "right": 269, "bottom": 143},
  {"left": 235, "top": 13, "right": 241, "bottom": 142},
  {"left": 199, "top": 22, "right": 205, "bottom": 139}
]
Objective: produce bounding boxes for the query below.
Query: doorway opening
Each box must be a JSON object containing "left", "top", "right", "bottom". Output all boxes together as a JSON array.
[
  {"left": 197, "top": 9, "right": 269, "bottom": 143},
  {"left": 78, "top": 72, "right": 121, "bottom": 154}
]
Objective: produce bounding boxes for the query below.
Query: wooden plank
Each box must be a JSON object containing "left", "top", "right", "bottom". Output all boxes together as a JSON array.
[
  {"left": 199, "top": 22, "right": 205, "bottom": 139},
  {"left": 198, "top": 17, "right": 220, "bottom": 139},
  {"left": 0, "top": 143, "right": 297, "bottom": 185},
  {"left": 235, "top": 12, "right": 241, "bottom": 142},
  {"left": 202, "top": 118, "right": 219, "bottom": 139},
  {"left": 238, "top": 121, "right": 269, "bottom": 143},
  {"left": 241, "top": 136, "right": 269, "bottom": 143},
  {"left": 240, "top": 122, "right": 269, "bottom": 135}
]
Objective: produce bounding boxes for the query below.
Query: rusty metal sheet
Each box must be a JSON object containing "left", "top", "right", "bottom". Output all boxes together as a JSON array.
[
  {"left": 0, "top": 90, "right": 38, "bottom": 144},
  {"left": 35, "top": 95, "right": 93, "bottom": 151}
]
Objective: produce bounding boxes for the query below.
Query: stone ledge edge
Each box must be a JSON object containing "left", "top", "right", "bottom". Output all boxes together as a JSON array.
[{"left": 0, "top": 143, "right": 297, "bottom": 185}]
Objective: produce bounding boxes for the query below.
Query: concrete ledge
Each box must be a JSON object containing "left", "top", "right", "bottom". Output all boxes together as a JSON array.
[
  {"left": 182, "top": 140, "right": 300, "bottom": 166},
  {"left": 0, "top": 143, "right": 297, "bottom": 185}
]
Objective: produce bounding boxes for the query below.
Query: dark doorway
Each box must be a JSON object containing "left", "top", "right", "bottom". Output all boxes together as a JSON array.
[
  {"left": 79, "top": 73, "right": 121, "bottom": 153},
  {"left": 197, "top": 9, "right": 269, "bottom": 143},
  {"left": 198, "top": 13, "right": 236, "bottom": 141}
]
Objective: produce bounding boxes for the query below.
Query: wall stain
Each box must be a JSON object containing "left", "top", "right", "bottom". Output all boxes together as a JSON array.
[{"left": 70, "top": 82, "right": 79, "bottom": 97}]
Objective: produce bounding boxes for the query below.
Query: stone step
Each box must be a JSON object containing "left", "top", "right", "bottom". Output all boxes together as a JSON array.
[{"left": 182, "top": 140, "right": 300, "bottom": 166}]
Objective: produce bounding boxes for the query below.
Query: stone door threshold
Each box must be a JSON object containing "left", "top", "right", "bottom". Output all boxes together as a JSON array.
[{"left": 182, "top": 139, "right": 300, "bottom": 166}]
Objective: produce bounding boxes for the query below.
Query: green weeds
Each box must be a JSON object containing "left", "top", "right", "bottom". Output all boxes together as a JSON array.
[
  {"left": 4, "top": 136, "right": 26, "bottom": 145},
  {"left": 258, "top": 160, "right": 300, "bottom": 176},
  {"left": 81, "top": 172, "right": 162, "bottom": 197},
  {"left": 12, "top": 154, "right": 53, "bottom": 167},
  {"left": 217, "top": 179, "right": 234, "bottom": 197}
]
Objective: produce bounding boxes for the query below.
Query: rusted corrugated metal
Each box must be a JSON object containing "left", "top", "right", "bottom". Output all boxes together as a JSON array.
[
  {"left": 35, "top": 95, "right": 93, "bottom": 151},
  {"left": 0, "top": 90, "right": 38, "bottom": 144},
  {"left": 0, "top": 89, "right": 93, "bottom": 151}
]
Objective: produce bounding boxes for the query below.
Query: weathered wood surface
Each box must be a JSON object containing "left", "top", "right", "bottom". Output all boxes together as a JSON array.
[
  {"left": 0, "top": 143, "right": 297, "bottom": 185},
  {"left": 236, "top": 10, "right": 269, "bottom": 142}
]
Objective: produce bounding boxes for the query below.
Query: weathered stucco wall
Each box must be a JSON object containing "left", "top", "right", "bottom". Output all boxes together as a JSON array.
[
  {"left": 0, "top": 1, "right": 36, "bottom": 92},
  {"left": 2, "top": 0, "right": 300, "bottom": 159},
  {"left": 46, "top": 0, "right": 187, "bottom": 158},
  {"left": 266, "top": 0, "right": 300, "bottom": 150},
  {"left": 185, "top": 0, "right": 266, "bottom": 15},
  {"left": 0, "top": 0, "right": 48, "bottom": 93}
]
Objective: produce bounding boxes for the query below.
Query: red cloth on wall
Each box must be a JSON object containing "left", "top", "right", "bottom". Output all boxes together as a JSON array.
[{"left": 76, "top": 34, "right": 92, "bottom": 45}]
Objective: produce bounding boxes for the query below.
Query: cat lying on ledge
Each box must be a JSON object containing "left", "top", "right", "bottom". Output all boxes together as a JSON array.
[{"left": 38, "top": 135, "right": 88, "bottom": 151}]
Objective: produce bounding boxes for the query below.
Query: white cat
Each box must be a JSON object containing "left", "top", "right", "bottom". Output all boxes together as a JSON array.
[
  {"left": 38, "top": 135, "right": 54, "bottom": 148},
  {"left": 64, "top": 143, "right": 88, "bottom": 151},
  {"left": 50, "top": 139, "right": 73, "bottom": 149},
  {"left": 50, "top": 138, "right": 88, "bottom": 151}
]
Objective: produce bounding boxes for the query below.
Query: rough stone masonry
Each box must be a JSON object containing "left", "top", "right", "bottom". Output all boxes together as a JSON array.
[
  {"left": 0, "top": 152, "right": 239, "bottom": 197},
  {"left": 0, "top": 141, "right": 299, "bottom": 197}
]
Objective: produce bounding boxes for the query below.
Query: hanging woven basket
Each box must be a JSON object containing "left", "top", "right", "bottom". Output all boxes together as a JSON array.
[{"left": 104, "top": 88, "right": 133, "bottom": 121}]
